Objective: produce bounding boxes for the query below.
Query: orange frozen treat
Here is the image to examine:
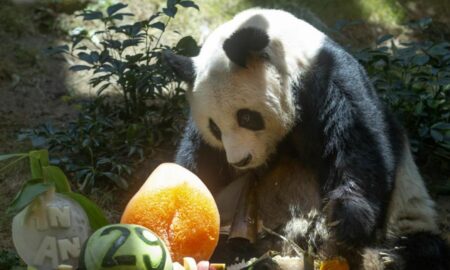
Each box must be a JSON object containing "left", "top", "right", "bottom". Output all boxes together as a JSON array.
[{"left": 121, "top": 163, "right": 220, "bottom": 263}]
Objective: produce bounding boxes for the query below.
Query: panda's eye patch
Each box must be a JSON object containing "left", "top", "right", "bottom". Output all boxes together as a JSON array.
[
  {"left": 209, "top": 118, "right": 222, "bottom": 140},
  {"left": 237, "top": 109, "right": 265, "bottom": 131}
]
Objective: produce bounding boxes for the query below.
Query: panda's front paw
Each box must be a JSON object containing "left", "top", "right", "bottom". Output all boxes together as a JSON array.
[
  {"left": 362, "top": 248, "right": 403, "bottom": 270},
  {"left": 326, "top": 195, "right": 376, "bottom": 248}
]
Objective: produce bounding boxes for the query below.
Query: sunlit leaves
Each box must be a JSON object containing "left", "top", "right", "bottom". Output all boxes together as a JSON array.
[
  {"left": 178, "top": 1, "right": 199, "bottom": 10},
  {"left": 150, "top": 22, "right": 165, "bottom": 31},
  {"left": 77, "top": 10, "right": 103, "bottom": 21},
  {"left": 107, "top": 3, "right": 127, "bottom": 16},
  {"left": 28, "top": 1, "right": 198, "bottom": 191},
  {"left": 70, "top": 65, "right": 91, "bottom": 71}
]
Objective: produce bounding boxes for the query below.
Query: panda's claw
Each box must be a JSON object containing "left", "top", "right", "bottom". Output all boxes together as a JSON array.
[{"left": 327, "top": 220, "right": 341, "bottom": 227}]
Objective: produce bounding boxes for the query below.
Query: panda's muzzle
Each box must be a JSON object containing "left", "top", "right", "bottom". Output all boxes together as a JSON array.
[{"left": 231, "top": 154, "right": 252, "bottom": 168}]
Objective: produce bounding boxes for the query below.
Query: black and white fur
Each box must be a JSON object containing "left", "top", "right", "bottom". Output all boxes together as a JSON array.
[{"left": 164, "top": 9, "right": 449, "bottom": 270}]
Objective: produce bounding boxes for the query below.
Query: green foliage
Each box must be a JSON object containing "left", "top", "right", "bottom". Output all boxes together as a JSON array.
[
  {"left": 0, "top": 250, "right": 22, "bottom": 269},
  {"left": 22, "top": 1, "right": 198, "bottom": 192},
  {"left": 8, "top": 179, "right": 53, "bottom": 216},
  {"left": 0, "top": 0, "right": 29, "bottom": 36},
  {"left": 59, "top": 1, "right": 198, "bottom": 121},
  {"left": 0, "top": 149, "right": 109, "bottom": 230},
  {"left": 355, "top": 20, "right": 450, "bottom": 172}
]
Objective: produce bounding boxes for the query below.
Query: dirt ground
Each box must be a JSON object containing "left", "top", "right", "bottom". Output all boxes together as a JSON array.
[{"left": 0, "top": 0, "right": 449, "bottom": 263}]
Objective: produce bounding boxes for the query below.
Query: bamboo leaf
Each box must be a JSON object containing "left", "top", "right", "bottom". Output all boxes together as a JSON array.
[{"left": 0, "top": 153, "right": 27, "bottom": 162}]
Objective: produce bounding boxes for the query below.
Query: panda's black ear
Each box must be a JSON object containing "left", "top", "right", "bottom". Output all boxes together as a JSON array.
[
  {"left": 223, "top": 27, "right": 270, "bottom": 67},
  {"left": 162, "top": 50, "right": 195, "bottom": 83}
]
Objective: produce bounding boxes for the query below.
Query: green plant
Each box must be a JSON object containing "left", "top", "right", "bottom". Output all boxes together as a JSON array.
[
  {"left": 21, "top": 1, "right": 199, "bottom": 192},
  {"left": 22, "top": 95, "right": 186, "bottom": 191},
  {"left": 54, "top": 1, "right": 199, "bottom": 120},
  {"left": 354, "top": 21, "right": 450, "bottom": 178},
  {"left": 0, "top": 150, "right": 108, "bottom": 229},
  {"left": 0, "top": 250, "right": 22, "bottom": 269}
]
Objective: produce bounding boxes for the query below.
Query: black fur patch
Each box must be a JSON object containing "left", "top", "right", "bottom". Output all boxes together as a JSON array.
[
  {"left": 162, "top": 50, "right": 195, "bottom": 82},
  {"left": 209, "top": 118, "right": 222, "bottom": 141},
  {"left": 237, "top": 108, "right": 265, "bottom": 131},
  {"left": 285, "top": 39, "right": 399, "bottom": 251},
  {"left": 223, "top": 27, "right": 270, "bottom": 67},
  {"left": 394, "top": 232, "right": 450, "bottom": 270},
  {"left": 175, "top": 116, "right": 237, "bottom": 194},
  {"left": 326, "top": 185, "right": 377, "bottom": 247}
]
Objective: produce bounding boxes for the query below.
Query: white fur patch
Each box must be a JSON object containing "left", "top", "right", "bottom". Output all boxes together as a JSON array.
[
  {"left": 386, "top": 142, "right": 438, "bottom": 236},
  {"left": 188, "top": 9, "right": 326, "bottom": 168},
  {"left": 194, "top": 9, "right": 326, "bottom": 79},
  {"left": 361, "top": 248, "right": 398, "bottom": 270}
]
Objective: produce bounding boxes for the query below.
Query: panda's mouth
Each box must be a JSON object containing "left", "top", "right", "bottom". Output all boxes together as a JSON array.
[{"left": 230, "top": 154, "right": 253, "bottom": 168}]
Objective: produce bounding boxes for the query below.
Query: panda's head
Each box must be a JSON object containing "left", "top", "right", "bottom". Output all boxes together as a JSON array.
[{"left": 165, "top": 9, "right": 325, "bottom": 169}]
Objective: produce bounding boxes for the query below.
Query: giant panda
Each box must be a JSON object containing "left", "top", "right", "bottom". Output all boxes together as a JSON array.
[{"left": 164, "top": 8, "right": 450, "bottom": 270}]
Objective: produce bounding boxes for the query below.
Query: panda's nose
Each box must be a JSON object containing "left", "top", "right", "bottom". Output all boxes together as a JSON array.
[{"left": 231, "top": 154, "right": 252, "bottom": 168}]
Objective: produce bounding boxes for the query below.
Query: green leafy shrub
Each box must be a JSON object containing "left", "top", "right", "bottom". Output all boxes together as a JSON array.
[
  {"left": 0, "top": 250, "right": 21, "bottom": 269},
  {"left": 63, "top": 1, "right": 199, "bottom": 120},
  {"left": 355, "top": 26, "right": 450, "bottom": 177},
  {"left": 22, "top": 1, "right": 199, "bottom": 192}
]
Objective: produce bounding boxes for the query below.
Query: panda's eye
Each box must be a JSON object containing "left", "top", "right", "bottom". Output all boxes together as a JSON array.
[
  {"left": 209, "top": 118, "right": 222, "bottom": 140},
  {"left": 237, "top": 109, "right": 265, "bottom": 131}
]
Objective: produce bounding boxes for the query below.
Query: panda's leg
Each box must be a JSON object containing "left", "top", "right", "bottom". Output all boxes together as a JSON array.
[
  {"left": 361, "top": 247, "right": 402, "bottom": 270},
  {"left": 391, "top": 232, "right": 449, "bottom": 270},
  {"left": 324, "top": 179, "right": 383, "bottom": 249},
  {"left": 363, "top": 143, "right": 450, "bottom": 270}
]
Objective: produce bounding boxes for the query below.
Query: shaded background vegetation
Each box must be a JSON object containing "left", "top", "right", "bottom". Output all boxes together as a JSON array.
[{"left": 0, "top": 0, "right": 449, "bottom": 268}]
